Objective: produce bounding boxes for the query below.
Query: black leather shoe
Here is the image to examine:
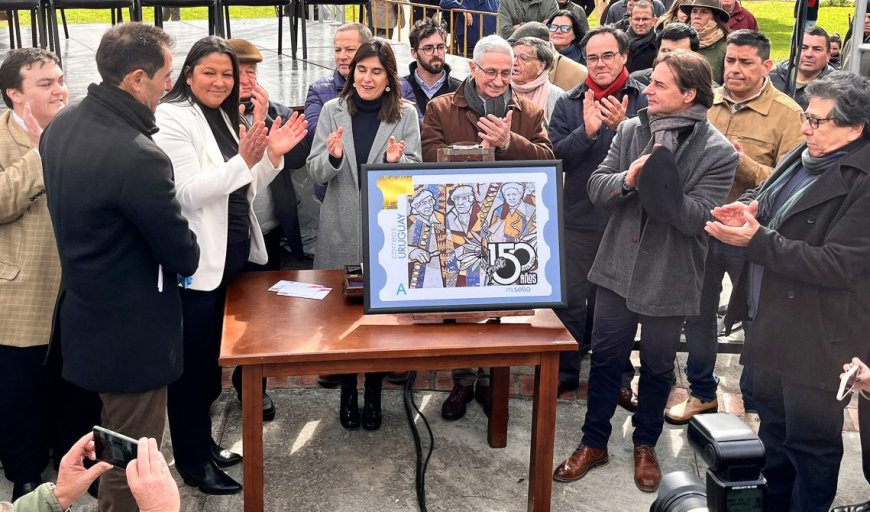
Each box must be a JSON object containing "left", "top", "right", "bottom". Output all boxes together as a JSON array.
[
  {"left": 210, "top": 440, "right": 242, "bottom": 468},
  {"left": 12, "top": 480, "right": 41, "bottom": 501},
  {"left": 262, "top": 392, "right": 276, "bottom": 422},
  {"left": 175, "top": 460, "right": 242, "bottom": 495},
  {"left": 362, "top": 382, "right": 382, "bottom": 431},
  {"left": 340, "top": 385, "right": 361, "bottom": 429},
  {"left": 557, "top": 381, "right": 579, "bottom": 397}
]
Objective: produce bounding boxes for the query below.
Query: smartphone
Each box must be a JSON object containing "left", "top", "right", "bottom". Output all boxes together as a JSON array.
[
  {"left": 93, "top": 426, "right": 138, "bottom": 468},
  {"left": 837, "top": 365, "right": 860, "bottom": 401}
]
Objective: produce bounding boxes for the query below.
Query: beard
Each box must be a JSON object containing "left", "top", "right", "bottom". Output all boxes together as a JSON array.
[{"left": 419, "top": 58, "right": 444, "bottom": 75}]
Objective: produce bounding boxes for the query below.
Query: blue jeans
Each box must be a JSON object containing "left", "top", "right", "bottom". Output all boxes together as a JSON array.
[
  {"left": 580, "top": 287, "right": 683, "bottom": 448},
  {"left": 683, "top": 240, "right": 745, "bottom": 402}
]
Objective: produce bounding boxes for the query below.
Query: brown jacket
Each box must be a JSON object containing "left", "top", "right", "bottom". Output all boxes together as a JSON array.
[
  {"left": 0, "top": 110, "right": 61, "bottom": 347},
  {"left": 708, "top": 80, "right": 804, "bottom": 202},
  {"left": 421, "top": 81, "right": 554, "bottom": 162}
]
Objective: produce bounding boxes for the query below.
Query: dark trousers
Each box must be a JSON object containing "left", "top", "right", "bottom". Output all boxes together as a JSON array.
[
  {"left": 0, "top": 344, "right": 100, "bottom": 485},
  {"left": 752, "top": 368, "right": 847, "bottom": 512},
  {"left": 168, "top": 238, "right": 250, "bottom": 467},
  {"left": 556, "top": 229, "right": 634, "bottom": 388},
  {"left": 683, "top": 240, "right": 745, "bottom": 402},
  {"left": 98, "top": 388, "right": 167, "bottom": 512},
  {"left": 581, "top": 287, "right": 683, "bottom": 448}
]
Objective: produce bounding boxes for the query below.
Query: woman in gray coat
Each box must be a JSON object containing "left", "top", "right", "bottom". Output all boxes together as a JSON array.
[{"left": 307, "top": 39, "right": 421, "bottom": 432}]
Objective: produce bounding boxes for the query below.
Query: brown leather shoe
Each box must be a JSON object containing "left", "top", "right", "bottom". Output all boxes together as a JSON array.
[
  {"left": 618, "top": 387, "right": 638, "bottom": 412},
  {"left": 633, "top": 445, "right": 661, "bottom": 492},
  {"left": 665, "top": 396, "right": 718, "bottom": 425},
  {"left": 441, "top": 384, "right": 474, "bottom": 421},
  {"left": 553, "top": 444, "right": 609, "bottom": 483}
]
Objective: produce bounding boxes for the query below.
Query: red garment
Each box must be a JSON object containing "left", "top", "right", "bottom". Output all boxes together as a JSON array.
[
  {"left": 585, "top": 67, "right": 629, "bottom": 101},
  {"left": 727, "top": 2, "right": 759, "bottom": 31}
]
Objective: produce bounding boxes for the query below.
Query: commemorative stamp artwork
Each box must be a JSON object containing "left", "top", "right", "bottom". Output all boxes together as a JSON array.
[{"left": 365, "top": 168, "right": 561, "bottom": 310}]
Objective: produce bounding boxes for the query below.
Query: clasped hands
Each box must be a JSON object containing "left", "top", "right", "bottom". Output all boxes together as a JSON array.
[
  {"left": 238, "top": 109, "right": 308, "bottom": 169},
  {"left": 704, "top": 200, "right": 761, "bottom": 247},
  {"left": 478, "top": 110, "right": 513, "bottom": 150},
  {"left": 326, "top": 127, "right": 408, "bottom": 164}
]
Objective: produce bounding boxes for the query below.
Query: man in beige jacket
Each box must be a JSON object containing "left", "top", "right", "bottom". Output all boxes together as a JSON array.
[{"left": 0, "top": 48, "right": 99, "bottom": 501}]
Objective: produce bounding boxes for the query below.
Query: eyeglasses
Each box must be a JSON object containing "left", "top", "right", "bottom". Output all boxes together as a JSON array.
[
  {"left": 631, "top": 16, "right": 653, "bottom": 22},
  {"left": 585, "top": 51, "right": 618, "bottom": 65},
  {"left": 477, "top": 67, "right": 512, "bottom": 80},
  {"left": 514, "top": 53, "right": 540, "bottom": 63},
  {"left": 548, "top": 24, "right": 572, "bottom": 33},
  {"left": 800, "top": 112, "right": 836, "bottom": 129},
  {"left": 417, "top": 44, "right": 447, "bottom": 55}
]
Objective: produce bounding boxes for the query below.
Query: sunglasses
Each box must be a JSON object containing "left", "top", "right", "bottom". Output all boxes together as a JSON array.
[{"left": 548, "top": 24, "right": 572, "bottom": 33}]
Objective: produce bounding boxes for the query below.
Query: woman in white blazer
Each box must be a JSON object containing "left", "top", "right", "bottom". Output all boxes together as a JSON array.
[
  {"left": 307, "top": 39, "right": 420, "bottom": 432},
  {"left": 154, "top": 36, "right": 307, "bottom": 495}
]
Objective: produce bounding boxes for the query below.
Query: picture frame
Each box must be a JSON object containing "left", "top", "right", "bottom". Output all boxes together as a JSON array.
[{"left": 361, "top": 160, "right": 566, "bottom": 315}]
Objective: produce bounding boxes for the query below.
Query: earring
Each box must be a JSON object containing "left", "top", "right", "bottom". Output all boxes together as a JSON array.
[{"left": 385, "top": 86, "right": 391, "bottom": 91}]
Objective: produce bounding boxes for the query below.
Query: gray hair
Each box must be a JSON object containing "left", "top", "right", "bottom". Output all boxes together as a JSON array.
[
  {"left": 632, "top": 0, "right": 655, "bottom": 14},
  {"left": 335, "top": 22, "right": 373, "bottom": 44},
  {"left": 473, "top": 35, "right": 514, "bottom": 65},
  {"left": 805, "top": 71, "right": 870, "bottom": 137},
  {"left": 512, "top": 37, "right": 556, "bottom": 71}
]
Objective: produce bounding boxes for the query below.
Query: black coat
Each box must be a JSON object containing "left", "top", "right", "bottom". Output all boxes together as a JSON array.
[
  {"left": 404, "top": 62, "right": 461, "bottom": 115},
  {"left": 41, "top": 83, "right": 200, "bottom": 394},
  {"left": 263, "top": 100, "right": 309, "bottom": 256},
  {"left": 727, "top": 139, "right": 870, "bottom": 391}
]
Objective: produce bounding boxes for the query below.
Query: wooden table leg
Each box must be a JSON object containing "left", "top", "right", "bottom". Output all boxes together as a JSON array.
[
  {"left": 527, "top": 353, "right": 558, "bottom": 512},
  {"left": 488, "top": 366, "right": 509, "bottom": 448},
  {"left": 242, "top": 364, "right": 265, "bottom": 512}
]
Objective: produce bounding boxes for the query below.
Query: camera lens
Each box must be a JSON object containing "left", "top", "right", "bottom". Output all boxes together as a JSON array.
[{"left": 650, "top": 471, "right": 708, "bottom": 512}]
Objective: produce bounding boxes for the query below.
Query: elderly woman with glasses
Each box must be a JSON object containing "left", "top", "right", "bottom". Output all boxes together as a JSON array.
[
  {"left": 545, "top": 10, "right": 586, "bottom": 64},
  {"left": 510, "top": 36, "right": 564, "bottom": 127},
  {"left": 707, "top": 71, "right": 870, "bottom": 512}
]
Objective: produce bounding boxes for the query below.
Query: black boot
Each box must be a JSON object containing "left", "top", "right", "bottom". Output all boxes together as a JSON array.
[
  {"left": 339, "top": 380, "right": 360, "bottom": 429},
  {"left": 362, "top": 374, "right": 383, "bottom": 431}
]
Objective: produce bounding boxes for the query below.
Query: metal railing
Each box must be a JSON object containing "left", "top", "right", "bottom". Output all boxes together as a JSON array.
[{"left": 368, "top": 0, "right": 498, "bottom": 57}]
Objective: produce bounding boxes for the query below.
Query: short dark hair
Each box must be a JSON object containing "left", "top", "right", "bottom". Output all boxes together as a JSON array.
[
  {"left": 0, "top": 48, "right": 61, "bottom": 108},
  {"left": 545, "top": 10, "right": 587, "bottom": 45},
  {"left": 95, "top": 23, "right": 173, "bottom": 87},
  {"left": 162, "top": 36, "right": 241, "bottom": 134},
  {"left": 805, "top": 71, "right": 870, "bottom": 137},
  {"left": 830, "top": 33, "right": 842, "bottom": 45},
  {"left": 726, "top": 29, "right": 771, "bottom": 61},
  {"left": 804, "top": 25, "right": 831, "bottom": 52},
  {"left": 409, "top": 17, "right": 447, "bottom": 49},
  {"left": 654, "top": 50, "right": 714, "bottom": 108},
  {"left": 339, "top": 39, "right": 405, "bottom": 124},
  {"left": 656, "top": 22, "right": 699, "bottom": 52},
  {"left": 580, "top": 26, "right": 630, "bottom": 56}
]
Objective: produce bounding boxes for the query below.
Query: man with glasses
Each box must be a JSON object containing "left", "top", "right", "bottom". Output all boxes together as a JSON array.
[
  {"left": 604, "top": 0, "right": 665, "bottom": 29},
  {"left": 421, "top": 35, "right": 554, "bottom": 421},
  {"left": 708, "top": 71, "right": 870, "bottom": 512},
  {"left": 549, "top": 25, "right": 646, "bottom": 408},
  {"left": 404, "top": 18, "right": 461, "bottom": 114},
  {"left": 510, "top": 22, "right": 588, "bottom": 92},
  {"left": 554, "top": 50, "right": 737, "bottom": 493},
  {"left": 770, "top": 26, "right": 835, "bottom": 109},
  {"left": 626, "top": 0, "right": 658, "bottom": 72},
  {"left": 666, "top": 30, "right": 803, "bottom": 428}
]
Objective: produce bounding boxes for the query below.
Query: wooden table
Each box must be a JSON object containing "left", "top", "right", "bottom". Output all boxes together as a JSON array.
[{"left": 220, "top": 269, "right": 577, "bottom": 512}]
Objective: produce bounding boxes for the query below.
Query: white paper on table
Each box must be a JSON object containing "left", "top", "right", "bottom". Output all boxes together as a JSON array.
[{"left": 269, "top": 280, "right": 331, "bottom": 299}]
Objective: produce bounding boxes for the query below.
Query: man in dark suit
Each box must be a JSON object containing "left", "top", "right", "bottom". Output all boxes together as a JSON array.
[{"left": 41, "top": 24, "right": 199, "bottom": 512}]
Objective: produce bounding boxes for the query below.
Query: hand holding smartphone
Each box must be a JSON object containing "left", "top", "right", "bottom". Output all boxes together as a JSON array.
[{"left": 93, "top": 426, "right": 138, "bottom": 469}]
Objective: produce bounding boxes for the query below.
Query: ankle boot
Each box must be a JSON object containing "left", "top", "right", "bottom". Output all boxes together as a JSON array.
[
  {"left": 339, "top": 383, "right": 360, "bottom": 429},
  {"left": 362, "top": 376, "right": 382, "bottom": 431}
]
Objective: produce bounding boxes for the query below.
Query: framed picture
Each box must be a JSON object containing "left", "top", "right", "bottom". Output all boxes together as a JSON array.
[{"left": 361, "top": 161, "right": 566, "bottom": 314}]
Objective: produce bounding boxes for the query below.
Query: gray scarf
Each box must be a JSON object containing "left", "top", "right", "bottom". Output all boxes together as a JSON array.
[
  {"left": 463, "top": 76, "right": 511, "bottom": 118},
  {"left": 645, "top": 103, "right": 709, "bottom": 154}
]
